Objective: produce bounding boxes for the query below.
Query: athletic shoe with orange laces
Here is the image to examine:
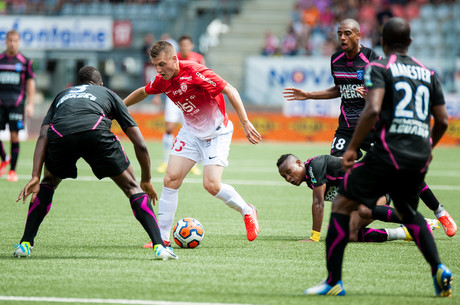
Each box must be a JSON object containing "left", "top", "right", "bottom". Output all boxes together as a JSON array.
[
  {"left": 438, "top": 211, "right": 457, "bottom": 237},
  {"left": 244, "top": 204, "right": 259, "bottom": 241},
  {"left": 7, "top": 170, "right": 18, "bottom": 182}
]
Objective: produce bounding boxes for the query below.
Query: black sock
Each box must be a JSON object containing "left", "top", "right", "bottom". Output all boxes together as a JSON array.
[
  {"left": 419, "top": 182, "right": 440, "bottom": 211},
  {"left": 372, "top": 205, "right": 402, "bottom": 223},
  {"left": 0, "top": 140, "right": 5, "bottom": 161},
  {"left": 130, "top": 193, "right": 164, "bottom": 247},
  {"left": 21, "top": 184, "right": 54, "bottom": 246},
  {"left": 404, "top": 212, "right": 441, "bottom": 276},
  {"left": 325, "top": 213, "right": 350, "bottom": 285},
  {"left": 357, "top": 228, "right": 388, "bottom": 242},
  {"left": 10, "top": 142, "right": 19, "bottom": 171}
]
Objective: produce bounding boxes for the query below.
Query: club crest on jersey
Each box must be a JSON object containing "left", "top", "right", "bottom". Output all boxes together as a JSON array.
[
  {"left": 181, "top": 83, "right": 188, "bottom": 92},
  {"left": 15, "top": 63, "right": 22, "bottom": 72},
  {"left": 357, "top": 70, "right": 363, "bottom": 80}
]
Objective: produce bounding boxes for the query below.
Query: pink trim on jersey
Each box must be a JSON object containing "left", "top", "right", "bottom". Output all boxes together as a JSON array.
[
  {"left": 50, "top": 123, "right": 63, "bottom": 137},
  {"left": 114, "top": 135, "right": 128, "bottom": 163},
  {"left": 358, "top": 52, "right": 370, "bottom": 64},
  {"left": 0, "top": 54, "right": 5, "bottom": 59},
  {"left": 341, "top": 105, "right": 350, "bottom": 127},
  {"left": 379, "top": 126, "right": 399, "bottom": 170},
  {"left": 15, "top": 72, "right": 26, "bottom": 107},
  {"left": 411, "top": 57, "right": 435, "bottom": 76},
  {"left": 332, "top": 52, "right": 345, "bottom": 64},
  {"left": 326, "top": 174, "right": 344, "bottom": 180},
  {"left": 366, "top": 62, "right": 386, "bottom": 68},
  {"left": 16, "top": 53, "right": 26, "bottom": 63},
  {"left": 333, "top": 72, "right": 358, "bottom": 78},
  {"left": 386, "top": 54, "right": 397, "bottom": 69},
  {"left": 28, "top": 58, "right": 36, "bottom": 78},
  {"left": 92, "top": 113, "right": 106, "bottom": 130}
]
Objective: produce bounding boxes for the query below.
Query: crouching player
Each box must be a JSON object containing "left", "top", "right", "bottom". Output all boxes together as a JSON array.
[
  {"left": 14, "top": 66, "right": 177, "bottom": 260},
  {"left": 277, "top": 153, "right": 441, "bottom": 242}
]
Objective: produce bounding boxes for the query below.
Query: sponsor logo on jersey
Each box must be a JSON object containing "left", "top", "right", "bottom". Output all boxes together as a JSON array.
[
  {"left": 196, "top": 71, "right": 216, "bottom": 87},
  {"left": 339, "top": 84, "right": 363, "bottom": 99},
  {"left": 180, "top": 76, "right": 192, "bottom": 81},
  {"left": 308, "top": 166, "right": 317, "bottom": 184},
  {"left": 0, "top": 71, "right": 20, "bottom": 85}
]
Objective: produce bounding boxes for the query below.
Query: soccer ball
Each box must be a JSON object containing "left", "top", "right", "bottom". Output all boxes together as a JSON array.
[{"left": 173, "top": 218, "right": 204, "bottom": 248}]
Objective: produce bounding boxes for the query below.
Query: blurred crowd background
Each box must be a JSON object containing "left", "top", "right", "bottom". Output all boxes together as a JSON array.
[{"left": 0, "top": 0, "right": 458, "bottom": 107}]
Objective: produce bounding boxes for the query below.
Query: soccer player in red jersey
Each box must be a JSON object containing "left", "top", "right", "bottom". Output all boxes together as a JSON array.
[
  {"left": 124, "top": 40, "right": 262, "bottom": 247},
  {"left": 154, "top": 35, "right": 205, "bottom": 176}
]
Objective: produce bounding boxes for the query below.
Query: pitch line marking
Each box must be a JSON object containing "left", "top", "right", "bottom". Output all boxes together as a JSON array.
[{"left": 0, "top": 296, "right": 254, "bottom": 305}]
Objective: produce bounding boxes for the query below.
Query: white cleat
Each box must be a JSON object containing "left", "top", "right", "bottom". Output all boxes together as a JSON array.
[{"left": 153, "top": 244, "right": 178, "bottom": 260}]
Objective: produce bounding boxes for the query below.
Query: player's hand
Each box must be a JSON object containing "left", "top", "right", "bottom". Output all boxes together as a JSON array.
[
  {"left": 342, "top": 149, "right": 358, "bottom": 171},
  {"left": 242, "top": 121, "right": 262, "bottom": 144},
  {"left": 152, "top": 94, "right": 161, "bottom": 106},
  {"left": 16, "top": 177, "right": 40, "bottom": 204},
  {"left": 355, "top": 86, "right": 367, "bottom": 98},
  {"left": 298, "top": 238, "right": 318, "bottom": 242},
  {"left": 25, "top": 104, "right": 34, "bottom": 118},
  {"left": 140, "top": 181, "right": 158, "bottom": 205},
  {"left": 283, "top": 87, "right": 308, "bottom": 101}
]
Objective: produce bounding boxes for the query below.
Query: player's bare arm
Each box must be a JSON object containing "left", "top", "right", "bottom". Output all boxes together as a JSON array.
[
  {"left": 221, "top": 83, "right": 262, "bottom": 144},
  {"left": 17, "top": 125, "right": 49, "bottom": 204},
  {"left": 123, "top": 87, "right": 150, "bottom": 107},
  {"left": 283, "top": 86, "right": 340, "bottom": 101},
  {"left": 124, "top": 126, "right": 158, "bottom": 203},
  {"left": 25, "top": 78, "right": 36, "bottom": 118},
  {"left": 300, "top": 184, "right": 326, "bottom": 242},
  {"left": 430, "top": 104, "right": 449, "bottom": 148},
  {"left": 343, "top": 87, "right": 384, "bottom": 170}
]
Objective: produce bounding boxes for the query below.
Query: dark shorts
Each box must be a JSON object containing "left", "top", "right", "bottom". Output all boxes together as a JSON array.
[
  {"left": 330, "top": 129, "right": 374, "bottom": 159},
  {"left": 45, "top": 129, "right": 130, "bottom": 180},
  {"left": 0, "top": 104, "right": 25, "bottom": 131},
  {"left": 339, "top": 153, "right": 426, "bottom": 219}
]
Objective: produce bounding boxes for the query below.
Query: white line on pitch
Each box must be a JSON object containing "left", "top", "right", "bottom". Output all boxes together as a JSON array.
[{"left": 0, "top": 296, "right": 254, "bottom": 305}]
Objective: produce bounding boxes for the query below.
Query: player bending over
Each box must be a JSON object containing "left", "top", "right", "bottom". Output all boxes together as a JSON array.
[
  {"left": 14, "top": 66, "right": 177, "bottom": 261},
  {"left": 277, "top": 154, "right": 439, "bottom": 242}
]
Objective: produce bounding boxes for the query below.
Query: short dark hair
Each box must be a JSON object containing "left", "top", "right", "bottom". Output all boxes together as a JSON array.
[
  {"left": 178, "top": 35, "right": 193, "bottom": 44},
  {"left": 382, "top": 17, "right": 411, "bottom": 50},
  {"left": 148, "top": 40, "right": 175, "bottom": 59},
  {"left": 77, "top": 66, "right": 102, "bottom": 85},
  {"left": 276, "top": 154, "right": 295, "bottom": 168}
]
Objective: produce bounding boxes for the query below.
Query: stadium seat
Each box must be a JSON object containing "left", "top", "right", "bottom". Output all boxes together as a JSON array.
[
  {"left": 419, "top": 4, "right": 434, "bottom": 20},
  {"left": 60, "top": 3, "right": 73, "bottom": 15},
  {"left": 435, "top": 4, "right": 451, "bottom": 20}
]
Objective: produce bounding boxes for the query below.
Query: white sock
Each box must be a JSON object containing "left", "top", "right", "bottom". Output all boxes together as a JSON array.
[
  {"left": 385, "top": 227, "right": 407, "bottom": 240},
  {"left": 214, "top": 183, "right": 252, "bottom": 215},
  {"left": 434, "top": 205, "right": 446, "bottom": 218},
  {"left": 162, "top": 133, "right": 174, "bottom": 163},
  {"left": 158, "top": 186, "right": 179, "bottom": 241}
]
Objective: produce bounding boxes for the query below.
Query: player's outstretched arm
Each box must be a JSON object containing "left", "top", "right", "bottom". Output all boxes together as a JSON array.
[
  {"left": 25, "top": 78, "right": 36, "bottom": 118},
  {"left": 222, "top": 83, "right": 262, "bottom": 144},
  {"left": 124, "top": 126, "right": 158, "bottom": 203},
  {"left": 17, "top": 125, "right": 49, "bottom": 204},
  {"left": 300, "top": 184, "right": 326, "bottom": 242},
  {"left": 283, "top": 86, "right": 339, "bottom": 101},
  {"left": 123, "top": 87, "right": 150, "bottom": 107}
]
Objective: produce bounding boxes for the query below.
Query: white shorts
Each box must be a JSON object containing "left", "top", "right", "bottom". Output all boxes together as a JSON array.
[
  {"left": 164, "top": 97, "right": 184, "bottom": 124},
  {"left": 170, "top": 121, "right": 234, "bottom": 167}
]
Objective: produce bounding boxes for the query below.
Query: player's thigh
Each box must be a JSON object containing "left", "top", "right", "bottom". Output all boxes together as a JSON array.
[
  {"left": 111, "top": 164, "right": 142, "bottom": 197},
  {"left": 7, "top": 104, "right": 25, "bottom": 131},
  {"left": 45, "top": 136, "right": 81, "bottom": 179},
  {"left": 389, "top": 171, "right": 425, "bottom": 222},
  {"left": 82, "top": 130, "right": 130, "bottom": 179},
  {"left": 201, "top": 131, "right": 232, "bottom": 167}
]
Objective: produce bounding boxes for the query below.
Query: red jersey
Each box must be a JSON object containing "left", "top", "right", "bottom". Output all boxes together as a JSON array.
[
  {"left": 177, "top": 51, "right": 205, "bottom": 65},
  {"left": 145, "top": 61, "right": 228, "bottom": 139}
]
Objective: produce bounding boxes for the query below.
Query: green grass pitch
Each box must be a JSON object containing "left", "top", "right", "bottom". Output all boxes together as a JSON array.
[{"left": 0, "top": 140, "right": 459, "bottom": 305}]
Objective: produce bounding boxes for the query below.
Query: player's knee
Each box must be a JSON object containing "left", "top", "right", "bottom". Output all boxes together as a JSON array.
[
  {"left": 203, "top": 180, "right": 220, "bottom": 196},
  {"left": 163, "top": 173, "right": 183, "bottom": 189},
  {"left": 358, "top": 205, "right": 372, "bottom": 219}
]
